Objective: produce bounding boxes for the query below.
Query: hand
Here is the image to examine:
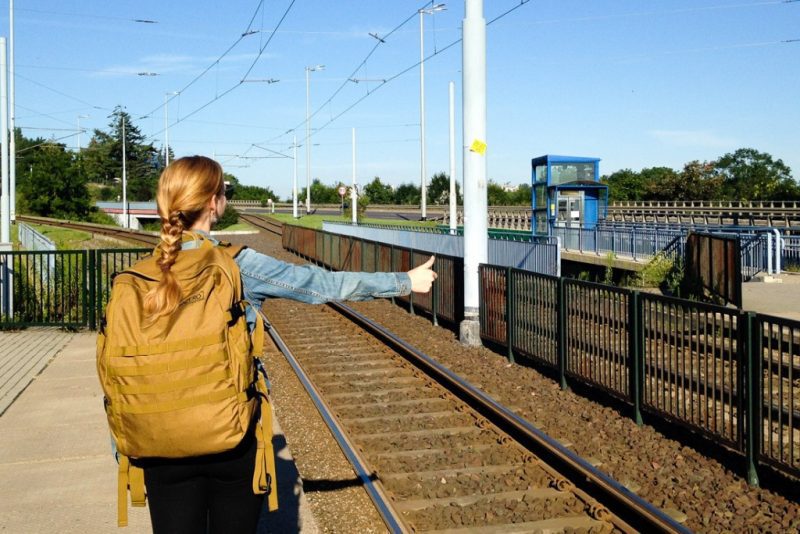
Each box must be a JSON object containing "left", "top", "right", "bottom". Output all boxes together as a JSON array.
[{"left": 408, "top": 255, "right": 437, "bottom": 293}]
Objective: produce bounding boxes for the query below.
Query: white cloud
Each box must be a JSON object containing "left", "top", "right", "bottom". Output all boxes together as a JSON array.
[{"left": 95, "top": 51, "right": 273, "bottom": 78}]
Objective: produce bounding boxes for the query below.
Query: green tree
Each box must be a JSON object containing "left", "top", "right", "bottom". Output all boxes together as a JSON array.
[
  {"left": 602, "top": 169, "right": 645, "bottom": 201},
  {"left": 363, "top": 177, "right": 394, "bottom": 204},
  {"left": 715, "top": 148, "right": 797, "bottom": 201},
  {"left": 18, "top": 142, "right": 92, "bottom": 219},
  {"left": 487, "top": 181, "right": 509, "bottom": 205},
  {"left": 299, "top": 179, "right": 339, "bottom": 204},
  {"left": 427, "top": 172, "right": 462, "bottom": 205},
  {"left": 82, "top": 107, "right": 161, "bottom": 201},
  {"left": 640, "top": 167, "right": 682, "bottom": 200},
  {"left": 393, "top": 183, "right": 420, "bottom": 205},
  {"left": 225, "top": 173, "right": 277, "bottom": 203},
  {"left": 507, "top": 183, "right": 532, "bottom": 205}
]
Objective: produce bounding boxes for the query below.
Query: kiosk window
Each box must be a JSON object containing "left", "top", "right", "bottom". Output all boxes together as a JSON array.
[{"left": 550, "top": 163, "right": 595, "bottom": 185}]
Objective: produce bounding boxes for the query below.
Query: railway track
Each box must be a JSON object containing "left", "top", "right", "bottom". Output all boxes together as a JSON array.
[
  {"left": 16, "top": 215, "right": 160, "bottom": 246},
  {"left": 239, "top": 213, "right": 283, "bottom": 236},
  {"left": 16, "top": 213, "right": 285, "bottom": 245},
  {"left": 264, "top": 301, "right": 689, "bottom": 533}
]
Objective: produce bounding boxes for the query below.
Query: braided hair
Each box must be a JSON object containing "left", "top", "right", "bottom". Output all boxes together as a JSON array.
[{"left": 143, "top": 156, "right": 225, "bottom": 324}]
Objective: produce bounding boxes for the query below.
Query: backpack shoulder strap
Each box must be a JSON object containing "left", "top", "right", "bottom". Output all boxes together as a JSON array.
[{"left": 218, "top": 242, "right": 247, "bottom": 259}]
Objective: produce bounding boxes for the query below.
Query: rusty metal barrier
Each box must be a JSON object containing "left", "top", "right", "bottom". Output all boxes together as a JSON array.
[{"left": 282, "top": 225, "right": 463, "bottom": 325}]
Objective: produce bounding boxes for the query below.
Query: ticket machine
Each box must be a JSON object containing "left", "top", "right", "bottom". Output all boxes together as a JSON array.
[{"left": 531, "top": 155, "right": 608, "bottom": 236}]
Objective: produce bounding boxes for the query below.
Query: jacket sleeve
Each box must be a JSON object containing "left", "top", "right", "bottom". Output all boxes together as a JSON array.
[{"left": 236, "top": 248, "right": 412, "bottom": 307}]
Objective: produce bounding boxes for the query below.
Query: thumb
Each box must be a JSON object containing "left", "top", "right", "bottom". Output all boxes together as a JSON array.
[{"left": 422, "top": 255, "right": 435, "bottom": 268}]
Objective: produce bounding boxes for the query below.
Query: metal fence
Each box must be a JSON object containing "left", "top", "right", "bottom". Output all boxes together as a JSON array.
[
  {"left": 0, "top": 248, "right": 150, "bottom": 329},
  {"left": 555, "top": 224, "right": 783, "bottom": 280},
  {"left": 782, "top": 235, "right": 800, "bottom": 270},
  {"left": 17, "top": 222, "right": 56, "bottom": 252},
  {"left": 323, "top": 221, "right": 560, "bottom": 276},
  {"left": 479, "top": 263, "right": 799, "bottom": 483},
  {"left": 284, "top": 225, "right": 464, "bottom": 325}
]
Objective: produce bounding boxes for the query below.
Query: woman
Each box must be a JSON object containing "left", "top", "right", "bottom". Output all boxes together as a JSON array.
[{"left": 138, "top": 155, "right": 437, "bottom": 533}]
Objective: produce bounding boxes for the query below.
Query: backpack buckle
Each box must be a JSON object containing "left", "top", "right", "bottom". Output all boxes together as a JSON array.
[{"left": 227, "top": 301, "right": 247, "bottom": 326}]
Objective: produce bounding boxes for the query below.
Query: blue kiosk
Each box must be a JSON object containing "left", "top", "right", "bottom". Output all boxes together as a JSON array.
[{"left": 531, "top": 155, "right": 608, "bottom": 236}]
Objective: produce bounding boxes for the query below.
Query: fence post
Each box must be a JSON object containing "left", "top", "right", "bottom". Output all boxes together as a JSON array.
[
  {"left": 557, "top": 277, "right": 568, "bottom": 390},
  {"left": 408, "top": 250, "right": 415, "bottom": 315},
  {"left": 88, "top": 250, "right": 96, "bottom": 330},
  {"left": 628, "top": 290, "right": 644, "bottom": 426},
  {"left": 506, "top": 267, "right": 515, "bottom": 364},
  {"left": 390, "top": 245, "right": 396, "bottom": 306},
  {"left": 432, "top": 258, "right": 439, "bottom": 327},
  {"left": 743, "top": 311, "right": 761, "bottom": 487}
]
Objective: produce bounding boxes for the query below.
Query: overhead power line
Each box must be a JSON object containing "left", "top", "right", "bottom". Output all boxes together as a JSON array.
[
  {"left": 143, "top": 0, "right": 296, "bottom": 142},
  {"left": 255, "top": 0, "right": 531, "bottom": 151}
]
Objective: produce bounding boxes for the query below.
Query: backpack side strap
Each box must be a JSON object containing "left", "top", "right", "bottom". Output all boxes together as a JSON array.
[
  {"left": 252, "top": 368, "right": 278, "bottom": 511},
  {"left": 117, "top": 454, "right": 146, "bottom": 527}
]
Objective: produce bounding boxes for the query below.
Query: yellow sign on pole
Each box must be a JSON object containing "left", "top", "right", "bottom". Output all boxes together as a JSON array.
[{"left": 469, "top": 139, "right": 487, "bottom": 155}]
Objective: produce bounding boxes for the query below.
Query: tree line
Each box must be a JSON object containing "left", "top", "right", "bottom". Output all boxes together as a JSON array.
[
  {"left": 602, "top": 148, "right": 798, "bottom": 202},
  {"left": 14, "top": 108, "right": 278, "bottom": 222},
  {"left": 300, "top": 173, "right": 532, "bottom": 206},
  {"left": 12, "top": 104, "right": 798, "bottom": 223}
]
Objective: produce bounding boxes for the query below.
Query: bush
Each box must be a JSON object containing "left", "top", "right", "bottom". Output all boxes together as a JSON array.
[
  {"left": 217, "top": 205, "right": 239, "bottom": 229},
  {"left": 84, "top": 209, "right": 119, "bottom": 226},
  {"left": 634, "top": 253, "right": 686, "bottom": 297}
]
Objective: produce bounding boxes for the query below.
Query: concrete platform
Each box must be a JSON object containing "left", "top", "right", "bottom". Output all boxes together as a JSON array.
[
  {"left": 0, "top": 331, "right": 318, "bottom": 533},
  {"left": 742, "top": 272, "right": 800, "bottom": 321}
]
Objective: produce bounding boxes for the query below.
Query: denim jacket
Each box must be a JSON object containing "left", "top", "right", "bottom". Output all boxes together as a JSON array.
[{"left": 182, "top": 231, "right": 412, "bottom": 329}]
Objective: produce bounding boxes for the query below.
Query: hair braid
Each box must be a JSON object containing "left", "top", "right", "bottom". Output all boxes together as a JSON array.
[{"left": 142, "top": 155, "right": 224, "bottom": 325}]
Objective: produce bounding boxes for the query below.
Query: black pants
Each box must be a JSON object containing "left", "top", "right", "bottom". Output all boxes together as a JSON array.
[{"left": 137, "top": 426, "right": 264, "bottom": 534}]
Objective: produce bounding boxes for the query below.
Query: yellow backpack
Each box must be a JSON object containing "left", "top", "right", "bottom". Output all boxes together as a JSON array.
[{"left": 96, "top": 235, "right": 278, "bottom": 526}]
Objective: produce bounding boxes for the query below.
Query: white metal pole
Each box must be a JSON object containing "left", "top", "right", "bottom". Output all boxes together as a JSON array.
[
  {"left": 0, "top": 38, "right": 8, "bottom": 245},
  {"left": 122, "top": 116, "right": 128, "bottom": 229},
  {"left": 164, "top": 94, "right": 169, "bottom": 166},
  {"left": 449, "top": 81, "right": 457, "bottom": 234},
  {"left": 351, "top": 127, "right": 357, "bottom": 225},
  {"left": 292, "top": 136, "right": 298, "bottom": 218},
  {"left": 9, "top": 0, "right": 15, "bottom": 222},
  {"left": 0, "top": 37, "right": 10, "bottom": 317},
  {"left": 419, "top": 10, "right": 427, "bottom": 220},
  {"left": 460, "top": 0, "right": 488, "bottom": 346},
  {"left": 305, "top": 67, "right": 311, "bottom": 215}
]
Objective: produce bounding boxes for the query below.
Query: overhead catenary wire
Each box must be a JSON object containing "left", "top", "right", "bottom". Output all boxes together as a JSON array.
[
  {"left": 257, "top": 0, "right": 532, "bottom": 151},
  {"left": 143, "top": 0, "right": 296, "bottom": 140}
]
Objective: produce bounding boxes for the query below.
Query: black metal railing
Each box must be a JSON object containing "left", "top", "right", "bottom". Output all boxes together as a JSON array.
[
  {"left": 478, "top": 263, "right": 799, "bottom": 484},
  {"left": 0, "top": 248, "right": 149, "bottom": 330}
]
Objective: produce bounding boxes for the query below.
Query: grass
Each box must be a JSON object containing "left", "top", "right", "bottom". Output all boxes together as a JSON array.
[
  {"left": 27, "top": 223, "right": 93, "bottom": 250},
  {"left": 267, "top": 212, "right": 440, "bottom": 231},
  {"left": 16, "top": 223, "right": 138, "bottom": 251}
]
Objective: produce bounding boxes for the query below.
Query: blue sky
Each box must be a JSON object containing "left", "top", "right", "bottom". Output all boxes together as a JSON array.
[{"left": 3, "top": 0, "right": 799, "bottom": 199}]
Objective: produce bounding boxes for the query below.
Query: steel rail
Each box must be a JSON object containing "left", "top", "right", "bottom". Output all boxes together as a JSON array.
[
  {"left": 327, "top": 301, "right": 692, "bottom": 534},
  {"left": 262, "top": 313, "right": 409, "bottom": 533},
  {"left": 239, "top": 213, "right": 283, "bottom": 237}
]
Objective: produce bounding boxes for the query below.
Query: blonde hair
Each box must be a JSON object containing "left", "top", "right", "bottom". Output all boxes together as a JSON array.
[{"left": 143, "top": 156, "right": 225, "bottom": 324}]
